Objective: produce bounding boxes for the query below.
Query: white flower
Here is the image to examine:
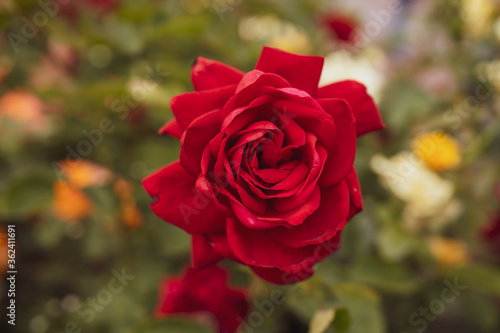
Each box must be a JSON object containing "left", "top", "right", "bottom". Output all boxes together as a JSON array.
[
  {"left": 318, "top": 48, "right": 386, "bottom": 102},
  {"left": 370, "top": 151, "right": 460, "bottom": 231}
]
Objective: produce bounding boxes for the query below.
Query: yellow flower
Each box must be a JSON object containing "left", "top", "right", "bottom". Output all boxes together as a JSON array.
[
  {"left": 428, "top": 237, "right": 469, "bottom": 267},
  {"left": 461, "top": 0, "right": 496, "bottom": 37},
  {"left": 52, "top": 181, "right": 93, "bottom": 222},
  {"left": 412, "top": 131, "right": 461, "bottom": 171}
]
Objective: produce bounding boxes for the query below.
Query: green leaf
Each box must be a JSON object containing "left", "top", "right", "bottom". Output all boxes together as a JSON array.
[
  {"left": 33, "top": 220, "right": 66, "bottom": 248},
  {"left": 329, "top": 283, "right": 386, "bottom": 333},
  {"left": 445, "top": 264, "right": 500, "bottom": 296},
  {"left": 1, "top": 169, "right": 54, "bottom": 217},
  {"left": 377, "top": 226, "right": 415, "bottom": 262},
  {"left": 351, "top": 256, "right": 421, "bottom": 294},
  {"left": 134, "top": 317, "right": 213, "bottom": 333},
  {"left": 332, "top": 308, "right": 350, "bottom": 333}
]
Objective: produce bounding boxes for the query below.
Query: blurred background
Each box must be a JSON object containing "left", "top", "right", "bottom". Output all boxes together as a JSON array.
[{"left": 1, "top": 0, "right": 500, "bottom": 332}]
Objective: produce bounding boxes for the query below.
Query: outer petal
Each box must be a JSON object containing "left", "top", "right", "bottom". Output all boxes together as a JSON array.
[
  {"left": 180, "top": 109, "right": 222, "bottom": 177},
  {"left": 171, "top": 85, "right": 235, "bottom": 132},
  {"left": 235, "top": 70, "right": 265, "bottom": 93},
  {"left": 255, "top": 47, "right": 324, "bottom": 96},
  {"left": 207, "top": 231, "right": 241, "bottom": 263},
  {"left": 345, "top": 168, "right": 363, "bottom": 219},
  {"left": 142, "top": 161, "right": 225, "bottom": 234},
  {"left": 226, "top": 218, "right": 317, "bottom": 270},
  {"left": 158, "top": 119, "right": 182, "bottom": 139},
  {"left": 191, "top": 57, "right": 244, "bottom": 91},
  {"left": 250, "top": 232, "right": 343, "bottom": 284},
  {"left": 317, "top": 98, "right": 357, "bottom": 187},
  {"left": 155, "top": 265, "right": 249, "bottom": 333},
  {"left": 191, "top": 234, "right": 224, "bottom": 269},
  {"left": 271, "top": 181, "right": 349, "bottom": 248},
  {"left": 317, "top": 80, "right": 384, "bottom": 136},
  {"left": 250, "top": 266, "right": 314, "bottom": 285},
  {"left": 212, "top": 289, "right": 249, "bottom": 333}
]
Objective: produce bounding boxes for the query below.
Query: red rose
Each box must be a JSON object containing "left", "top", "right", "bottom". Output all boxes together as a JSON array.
[
  {"left": 143, "top": 47, "right": 384, "bottom": 284},
  {"left": 323, "top": 14, "right": 358, "bottom": 43},
  {"left": 156, "top": 265, "right": 248, "bottom": 333}
]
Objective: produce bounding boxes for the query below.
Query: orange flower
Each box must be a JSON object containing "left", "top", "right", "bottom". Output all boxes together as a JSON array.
[
  {"left": 113, "top": 178, "right": 133, "bottom": 199},
  {"left": 428, "top": 237, "right": 469, "bottom": 267},
  {"left": 120, "top": 200, "right": 143, "bottom": 228},
  {"left": 58, "top": 160, "right": 112, "bottom": 189},
  {"left": 52, "top": 181, "right": 93, "bottom": 222},
  {"left": 0, "top": 89, "right": 48, "bottom": 133},
  {"left": 114, "top": 178, "right": 142, "bottom": 228}
]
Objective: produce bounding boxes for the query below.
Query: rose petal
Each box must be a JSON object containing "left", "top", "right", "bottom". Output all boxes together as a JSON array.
[
  {"left": 180, "top": 110, "right": 222, "bottom": 177},
  {"left": 277, "top": 112, "right": 306, "bottom": 149},
  {"left": 272, "top": 134, "right": 327, "bottom": 212},
  {"left": 255, "top": 46, "right": 324, "bottom": 96},
  {"left": 207, "top": 232, "right": 241, "bottom": 262},
  {"left": 317, "top": 80, "right": 384, "bottom": 136},
  {"left": 317, "top": 98, "right": 357, "bottom": 187},
  {"left": 191, "top": 57, "right": 244, "bottom": 91},
  {"left": 171, "top": 85, "right": 235, "bottom": 132},
  {"left": 235, "top": 70, "right": 265, "bottom": 93},
  {"left": 142, "top": 161, "right": 225, "bottom": 234},
  {"left": 220, "top": 95, "right": 276, "bottom": 139},
  {"left": 235, "top": 182, "right": 267, "bottom": 215},
  {"left": 191, "top": 234, "right": 223, "bottom": 269},
  {"left": 345, "top": 168, "right": 363, "bottom": 219},
  {"left": 250, "top": 266, "right": 315, "bottom": 285},
  {"left": 227, "top": 185, "right": 321, "bottom": 231},
  {"left": 226, "top": 218, "right": 317, "bottom": 270},
  {"left": 158, "top": 119, "right": 182, "bottom": 138},
  {"left": 222, "top": 73, "right": 290, "bottom": 119},
  {"left": 230, "top": 200, "right": 289, "bottom": 230},
  {"left": 239, "top": 168, "right": 292, "bottom": 198},
  {"left": 262, "top": 88, "right": 337, "bottom": 152},
  {"left": 253, "top": 161, "right": 296, "bottom": 184},
  {"left": 155, "top": 265, "right": 249, "bottom": 333},
  {"left": 241, "top": 161, "right": 308, "bottom": 195},
  {"left": 272, "top": 182, "right": 349, "bottom": 247}
]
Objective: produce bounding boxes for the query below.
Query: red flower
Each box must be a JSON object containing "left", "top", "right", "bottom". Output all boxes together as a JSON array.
[
  {"left": 481, "top": 185, "right": 500, "bottom": 257},
  {"left": 482, "top": 214, "right": 500, "bottom": 256},
  {"left": 59, "top": 0, "right": 119, "bottom": 21},
  {"left": 84, "top": 0, "right": 120, "bottom": 14},
  {"left": 156, "top": 265, "right": 249, "bottom": 333},
  {"left": 143, "top": 47, "right": 384, "bottom": 284},
  {"left": 323, "top": 14, "right": 358, "bottom": 43}
]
